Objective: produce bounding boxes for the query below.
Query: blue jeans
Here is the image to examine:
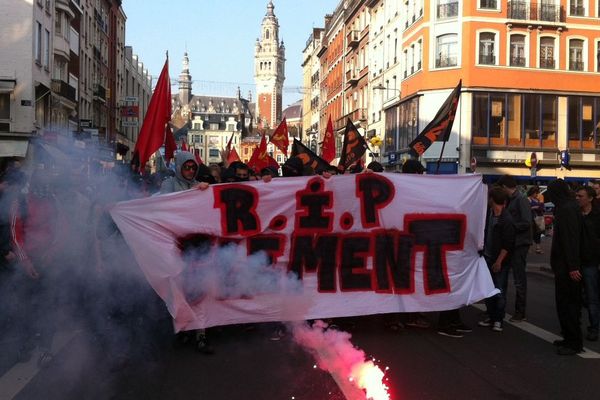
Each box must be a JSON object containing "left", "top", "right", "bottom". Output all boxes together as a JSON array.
[
  {"left": 485, "top": 257, "right": 510, "bottom": 322},
  {"left": 582, "top": 265, "right": 600, "bottom": 333}
]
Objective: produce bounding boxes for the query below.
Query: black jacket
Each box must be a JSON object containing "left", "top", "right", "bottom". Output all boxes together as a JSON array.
[
  {"left": 484, "top": 208, "right": 516, "bottom": 266},
  {"left": 581, "top": 209, "right": 600, "bottom": 266},
  {"left": 507, "top": 190, "right": 532, "bottom": 247},
  {"left": 551, "top": 200, "right": 582, "bottom": 273}
]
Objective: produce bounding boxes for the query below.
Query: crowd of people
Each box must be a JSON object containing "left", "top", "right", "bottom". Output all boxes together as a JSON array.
[{"left": 1, "top": 143, "right": 600, "bottom": 374}]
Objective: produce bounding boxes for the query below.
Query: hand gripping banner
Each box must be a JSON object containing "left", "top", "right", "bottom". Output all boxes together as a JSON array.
[{"left": 110, "top": 174, "right": 496, "bottom": 331}]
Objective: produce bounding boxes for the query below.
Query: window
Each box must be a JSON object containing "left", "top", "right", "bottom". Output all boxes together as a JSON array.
[
  {"left": 209, "top": 149, "right": 220, "bottom": 158},
  {"left": 44, "top": 29, "right": 50, "bottom": 68},
  {"left": 55, "top": 11, "right": 62, "bottom": 36},
  {"left": 277, "top": 155, "right": 282, "bottom": 163},
  {"left": 568, "top": 96, "right": 600, "bottom": 149},
  {"left": 478, "top": 32, "right": 496, "bottom": 65},
  {"left": 384, "top": 106, "right": 398, "bottom": 153},
  {"left": 0, "top": 93, "right": 10, "bottom": 132},
  {"left": 471, "top": 92, "right": 557, "bottom": 148},
  {"left": 398, "top": 97, "right": 419, "bottom": 150},
  {"left": 35, "top": 22, "right": 42, "bottom": 64},
  {"left": 570, "top": 0, "right": 585, "bottom": 16},
  {"left": 540, "top": 37, "right": 555, "bottom": 69},
  {"left": 510, "top": 35, "right": 526, "bottom": 67},
  {"left": 436, "top": 34, "right": 458, "bottom": 68},
  {"left": 479, "top": 0, "right": 498, "bottom": 9},
  {"left": 437, "top": 0, "right": 458, "bottom": 19},
  {"left": 569, "top": 39, "right": 584, "bottom": 71},
  {"left": 597, "top": 41, "right": 600, "bottom": 72}
]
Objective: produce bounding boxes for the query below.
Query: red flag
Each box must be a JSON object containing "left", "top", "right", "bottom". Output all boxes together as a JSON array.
[
  {"left": 181, "top": 138, "right": 188, "bottom": 152},
  {"left": 247, "top": 134, "right": 274, "bottom": 172},
  {"left": 133, "top": 57, "right": 172, "bottom": 171},
  {"left": 269, "top": 117, "right": 289, "bottom": 155},
  {"left": 227, "top": 147, "right": 241, "bottom": 164},
  {"left": 321, "top": 115, "right": 335, "bottom": 163},
  {"left": 194, "top": 148, "right": 203, "bottom": 164}
]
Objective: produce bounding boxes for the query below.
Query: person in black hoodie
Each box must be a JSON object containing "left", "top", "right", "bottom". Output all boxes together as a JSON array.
[
  {"left": 575, "top": 186, "right": 600, "bottom": 341},
  {"left": 478, "top": 186, "right": 516, "bottom": 332},
  {"left": 547, "top": 179, "right": 583, "bottom": 355}
]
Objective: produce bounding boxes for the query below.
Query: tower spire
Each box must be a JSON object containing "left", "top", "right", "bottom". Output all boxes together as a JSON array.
[{"left": 179, "top": 52, "right": 192, "bottom": 105}]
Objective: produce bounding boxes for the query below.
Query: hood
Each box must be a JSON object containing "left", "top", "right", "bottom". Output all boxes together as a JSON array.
[
  {"left": 174, "top": 151, "right": 198, "bottom": 183},
  {"left": 547, "top": 179, "right": 572, "bottom": 207}
]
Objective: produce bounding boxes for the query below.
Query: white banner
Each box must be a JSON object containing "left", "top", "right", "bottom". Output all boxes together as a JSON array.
[{"left": 110, "top": 173, "right": 495, "bottom": 331}]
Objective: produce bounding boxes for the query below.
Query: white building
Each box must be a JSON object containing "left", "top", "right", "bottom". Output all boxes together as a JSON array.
[{"left": 0, "top": 0, "right": 56, "bottom": 154}]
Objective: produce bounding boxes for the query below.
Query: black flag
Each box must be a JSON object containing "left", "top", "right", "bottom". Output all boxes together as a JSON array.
[
  {"left": 290, "top": 138, "right": 332, "bottom": 172},
  {"left": 408, "top": 80, "right": 461, "bottom": 158},
  {"left": 338, "top": 119, "right": 368, "bottom": 171}
]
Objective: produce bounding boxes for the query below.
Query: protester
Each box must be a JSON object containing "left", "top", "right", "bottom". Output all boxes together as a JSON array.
[
  {"left": 159, "top": 151, "right": 212, "bottom": 353},
  {"left": 209, "top": 164, "right": 222, "bottom": 183},
  {"left": 366, "top": 161, "right": 384, "bottom": 173},
  {"left": 575, "top": 186, "right": 600, "bottom": 341},
  {"left": 229, "top": 161, "right": 250, "bottom": 182},
  {"left": 528, "top": 186, "right": 545, "bottom": 254},
  {"left": 160, "top": 151, "right": 203, "bottom": 194},
  {"left": 547, "top": 179, "right": 583, "bottom": 355},
  {"left": 478, "top": 186, "right": 516, "bottom": 332},
  {"left": 590, "top": 179, "right": 600, "bottom": 211},
  {"left": 497, "top": 174, "right": 532, "bottom": 322}
]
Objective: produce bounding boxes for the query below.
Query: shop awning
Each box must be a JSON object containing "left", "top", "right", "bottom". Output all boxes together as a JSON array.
[
  {"left": 0, "top": 78, "right": 16, "bottom": 93},
  {"left": 0, "top": 138, "right": 29, "bottom": 157}
]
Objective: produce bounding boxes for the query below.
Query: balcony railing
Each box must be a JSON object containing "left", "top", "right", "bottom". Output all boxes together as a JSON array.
[
  {"left": 507, "top": 1, "right": 565, "bottom": 23},
  {"left": 569, "top": 60, "right": 584, "bottom": 71},
  {"left": 347, "top": 30, "right": 359, "bottom": 48},
  {"left": 437, "top": 1, "right": 458, "bottom": 19},
  {"left": 510, "top": 56, "right": 526, "bottom": 67},
  {"left": 480, "top": 0, "right": 497, "bottom": 8},
  {"left": 338, "top": 108, "right": 368, "bottom": 127},
  {"left": 435, "top": 56, "right": 457, "bottom": 68},
  {"left": 51, "top": 79, "right": 76, "bottom": 103},
  {"left": 93, "top": 83, "right": 106, "bottom": 100},
  {"left": 540, "top": 58, "right": 555, "bottom": 69},
  {"left": 569, "top": 5, "right": 585, "bottom": 16},
  {"left": 479, "top": 54, "right": 496, "bottom": 65}
]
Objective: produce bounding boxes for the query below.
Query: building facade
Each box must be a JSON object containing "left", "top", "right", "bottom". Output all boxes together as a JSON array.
[
  {"left": 254, "top": 1, "right": 286, "bottom": 129},
  {"left": 307, "top": 0, "right": 600, "bottom": 180},
  {"left": 301, "top": 28, "right": 324, "bottom": 146},
  {"left": 0, "top": 0, "right": 56, "bottom": 152},
  {"left": 118, "top": 45, "right": 151, "bottom": 159}
]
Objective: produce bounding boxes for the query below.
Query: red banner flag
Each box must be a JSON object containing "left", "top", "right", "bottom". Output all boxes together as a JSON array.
[
  {"left": 133, "top": 57, "right": 172, "bottom": 171},
  {"left": 194, "top": 148, "right": 203, "bottom": 165},
  {"left": 321, "top": 115, "right": 335, "bottom": 163},
  {"left": 248, "top": 134, "right": 277, "bottom": 172},
  {"left": 269, "top": 117, "right": 289, "bottom": 155},
  {"left": 181, "top": 138, "right": 188, "bottom": 152},
  {"left": 227, "top": 147, "right": 241, "bottom": 164}
]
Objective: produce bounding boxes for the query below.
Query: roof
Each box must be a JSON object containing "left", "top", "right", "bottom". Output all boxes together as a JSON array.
[
  {"left": 282, "top": 100, "right": 302, "bottom": 120},
  {"left": 172, "top": 94, "right": 255, "bottom": 116}
]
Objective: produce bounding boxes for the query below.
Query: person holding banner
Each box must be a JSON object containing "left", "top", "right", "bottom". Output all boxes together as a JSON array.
[
  {"left": 478, "top": 186, "right": 516, "bottom": 332},
  {"left": 497, "top": 175, "right": 532, "bottom": 323},
  {"left": 159, "top": 151, "right": 212, "bottom": 354}
]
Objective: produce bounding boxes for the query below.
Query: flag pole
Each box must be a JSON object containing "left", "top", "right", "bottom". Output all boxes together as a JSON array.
[{"left": 435, "top": 139, "right": 447, "bottom": 175}]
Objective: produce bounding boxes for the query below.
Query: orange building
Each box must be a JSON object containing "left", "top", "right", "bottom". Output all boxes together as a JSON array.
[
  {"left": 385, "top": 0, "right": 600, "bottom": 180},
  {"left": 319, "top": 3, "right": 346, "bottom": 159}
]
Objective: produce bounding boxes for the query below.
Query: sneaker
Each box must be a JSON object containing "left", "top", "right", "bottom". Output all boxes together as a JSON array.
[
  {"left": 451, "top": 322, "right": 473, "bottom": 333},
  {"left": 509, "top": 313, "right": 526, "bottom": 322},
  {"left": 196, "top": 336, "right": 214, "bottom": 354},
  {"left": 269, "top": 329, "right": 285, "bottom": 341},
  {"left": 556, "top": 346, "right": 582, "bottom": 356},
  {"left": 492, "top": 322, "right": 503, "bottom": 332},
  {"left": 437, "top": 327, "right": 464, "bottom": 338},
  {"left": 553, "top": 339, "right": 567, "bottom": 347},
  {"left": 406, "top": 317, "right": 430, "bottom": 329},
  {"left": 478, "top": 318, "right": 492, "bottom": 327}
]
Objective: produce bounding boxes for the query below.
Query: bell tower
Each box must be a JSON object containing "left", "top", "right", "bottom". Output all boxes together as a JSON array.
[{"left": 254, "top": 1, "right": 285, "bottom": 129}]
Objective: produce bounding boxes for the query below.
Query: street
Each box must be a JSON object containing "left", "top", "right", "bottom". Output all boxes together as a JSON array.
[{"left": 2, "top": 236, "right": 600, "bottom": 400}]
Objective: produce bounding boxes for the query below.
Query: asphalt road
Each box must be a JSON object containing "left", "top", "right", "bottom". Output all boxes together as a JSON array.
[{"left": 3, "top": 235, "right": 600, "bottom": 400}]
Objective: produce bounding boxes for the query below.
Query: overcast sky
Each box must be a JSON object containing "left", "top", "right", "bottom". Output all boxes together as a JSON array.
[{"left": 123, "top": 0, "right": 339, "bottom": 107}]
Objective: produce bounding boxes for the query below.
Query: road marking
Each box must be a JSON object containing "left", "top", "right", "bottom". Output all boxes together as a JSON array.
[
  {"left": 472, "top": 304, "right": 600, "bottom": 359},
  {"left": 0, "top": 331, "right": 79, "bottom": 400}
]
